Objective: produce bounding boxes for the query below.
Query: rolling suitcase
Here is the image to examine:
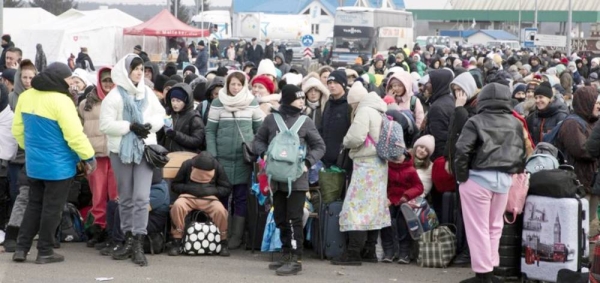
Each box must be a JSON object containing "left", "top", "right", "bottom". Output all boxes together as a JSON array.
[
  {"left": 315, "top": 200, "right": 346, "bottom": 259},
  {"left": 521, "top": 195, "right": 589, "bottom": 282}
]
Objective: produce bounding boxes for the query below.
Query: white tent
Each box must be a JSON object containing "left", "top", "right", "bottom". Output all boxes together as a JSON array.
[
  {"left": 2, "top": 8, "right": 57, "bottom": 36},
  {"left": 12, "top": 8, "right": 166, "bottom": 67}
]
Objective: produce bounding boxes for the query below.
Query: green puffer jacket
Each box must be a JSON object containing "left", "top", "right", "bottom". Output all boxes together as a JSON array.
[{"left": 206, "top": 76, "right": 264, "bottom": 185}]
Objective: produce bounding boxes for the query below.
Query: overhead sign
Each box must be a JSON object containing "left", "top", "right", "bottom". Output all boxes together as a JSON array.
[
  {"left": 534, "top": 34, "right": 567, "bottom": 48},
  {"left": 303, "top": 47, "right": 313, "bottom": 58},
  {"left": 524, "top": 27, "right": 537, "bottom": 48},
  {"left": 301, "top": 34, "right": 314, "bottom": 47}
]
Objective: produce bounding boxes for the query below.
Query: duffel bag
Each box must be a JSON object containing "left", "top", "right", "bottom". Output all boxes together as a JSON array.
[{"left": 528, "top": 165, "right": 585, "bottom": 198}]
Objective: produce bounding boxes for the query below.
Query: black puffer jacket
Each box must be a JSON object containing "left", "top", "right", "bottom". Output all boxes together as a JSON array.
[
  {"left": 526, "top": 99, "right": 569, "bottom": 145},
  {"left": 161, "top": 83, "right": 205, "bottom": 152},
  {"left": 252, "top": 105, "right": 326, "bottom": 192},
  {"left": 171, "top": 152, "right": 231, "bottom": 198},
  {"left": 424, "top": 69, "right": 455, "bottom": 161},
  {"left": 454, "top": 83, "right": 526, "bottom": 182}
]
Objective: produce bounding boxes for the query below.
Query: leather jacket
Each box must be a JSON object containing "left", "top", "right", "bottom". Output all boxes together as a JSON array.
[{"left": 454, "top": 83, "right": 527, "bottom": 182}]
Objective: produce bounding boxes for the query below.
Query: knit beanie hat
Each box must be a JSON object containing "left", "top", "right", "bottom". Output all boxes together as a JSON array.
[
  {"left": 534, "top": 81, "right": 554, "bottom": 99},
  {"left": 347, "top": 82, "right": 368, "bottom": 105},
  {"left": 512, "top": 83, "right": 527, "bottom": 97},
  {"left": 183, "top": 65, "right": 196, "bottom": 75},
  {"left": 327, "top": 70, "right": 347, "bottom": 89},
  {"left": 193, "top": 152, "right": 215, "bottom": 171},
  {"left": 280, "top": 84, "right": 305, "bottom": 106},
  {"left": 169, "top": 87, "right": 188, "bottom": 103},
  {"left": 46, "top": 62, "right": 72, "bottom": 79},
  {"left": 1, "top": 69, "right": 15, "bottom": 83},
  {"left": 256, "top": 59, "right": 277, "bottom": 78},
  {"left": 413, "top": 134, "right": 435, "bottom": 156},
  {"left": 154, "top": 74, "right": 169, "bottom": 92},
  {"left": 1, "top": 35, "right": 10, "bottom": 43},
  {"left": 251, "top": 75, "right": 275, "bottom": 94}
]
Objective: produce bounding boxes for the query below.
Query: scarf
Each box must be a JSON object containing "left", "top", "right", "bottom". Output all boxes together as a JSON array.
[
  {"left": 218, "top": 87, "right": 254, "bottom": 112},
  {"left": 307, "top": 100, "right": 320, "bottom": 110},
  {"left": 118, "top": 86, "right": 147, "bottom": 164}
]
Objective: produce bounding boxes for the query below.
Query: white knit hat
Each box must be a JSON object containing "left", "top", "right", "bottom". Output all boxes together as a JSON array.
[{"left": 256, "top": 59, "right": 277, "bottom": 78}]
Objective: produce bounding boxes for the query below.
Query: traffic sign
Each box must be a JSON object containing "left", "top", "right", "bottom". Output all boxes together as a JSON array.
[
  {"left": 524, "top": 28, "right": 537, "bottom": 48},
  {"left": 301, "top": 34, "right": 314, "bottom": 47},
  {"left": 303, "top": 47, "right": 313, "bottom": 58},
  {"left": 534, "top": 34, "right": 567, "bottom": 48}
]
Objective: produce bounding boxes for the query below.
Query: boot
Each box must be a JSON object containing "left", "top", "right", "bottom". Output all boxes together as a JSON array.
[
  {"left": 87, "top": 225, "right": 106, "bottom": 248},
  {"left": 453, "top": 248, "right": 471, "bottom": 266},
  {"left": 269, "top": 251, "right": 291, "bottom": 270},
  {"left": 219, "top": 240, "right": 230, "bottom": 257},
  {"left": 131, "top": 234, "right": 147, "bottom": 267},
  {"left": 167, "top": 239, "right": 182, "bottom": 256},
  {"left": 112, "top": 231, "right": 134, "bottom": 260},
  {"left": 330, "top": 250, "right": 362, "bottom": 266},
  {"left": 276, "top": 254, "right": 302, "bottom": 276},
  {"left": 360, "top": 246, "right": 378, "bottom": 263},
  {"left": 228, "top": 216, "right": 245, "bottom": 250},
  {"left": 12, "top": 250, "right": 27, "bottom": 262},
  {"left": 4, "top": 225, "right": 19, "bottom": 253},
  {"left": 99, "top": 240, "right": 118, "bottom": 256}
]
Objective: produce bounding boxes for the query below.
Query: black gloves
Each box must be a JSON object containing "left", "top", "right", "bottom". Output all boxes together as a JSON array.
[{"left": 130, "top": 123, "right": 150, "bottom": 139}]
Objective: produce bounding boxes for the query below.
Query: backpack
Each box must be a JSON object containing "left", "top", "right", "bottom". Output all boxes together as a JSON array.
[
  {"left": 57, "top": 203, "right": 86, "bottom": 242},
  {"left": 525, "top": 154, "right": 559, "bottom": 174},
  {"left": 370, "top": 114, "right": 406, "bottom": 161},
  {"left": 265, "top": 113, "right": 307, "bottom": 197},
  {"left": 409, "top": 96, "right": 417, "bottom": 114},
  {"left": 542, "top": 114, "right": 587, "bottom": 145},
  {"left": 399, "top": 110, "right": 419, "bottom": 148}
]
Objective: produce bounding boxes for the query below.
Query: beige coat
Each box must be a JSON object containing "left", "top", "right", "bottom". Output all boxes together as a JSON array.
[
  {"left": 343, "top": 92, "right": 387, "bottom": 159},
  {"left": 79, "top": 97, "right": 108, "bottom": 157}
]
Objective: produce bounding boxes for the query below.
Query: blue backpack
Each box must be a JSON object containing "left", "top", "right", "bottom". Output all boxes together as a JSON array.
[
  {"left": 542, "top": 114, "right": 586, "bottom": 145},
  {"left": 57, "top": 203, "right": 86, "bottom": 242}
]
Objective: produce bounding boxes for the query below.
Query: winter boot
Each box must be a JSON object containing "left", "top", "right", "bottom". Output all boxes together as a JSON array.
[
  {"left": 360, "top": 246, "right": 378, "bottom": 263},
  {"left": 276, "top": 254, "right": 302, "bottom": 276},
  {"left": 269, "top": 251, "right": 291, "bottom": 270},
  {"left": 112, "top": 231, "right": 134, "bottom": 260},
  {"left": 132, "top": 234, "right": 147, "bottom": 267},
  {"left": 87, "top": 225, "right": 106, "bottom": 248},
  {"left": 330, "top": 250, "right": 362, "bottom": 266},
  {"left": 219, "top": 240, "right": 230, "bottom": 257},
  {"left": 99, "top": 240, "right": 118, "bottom": 256},
  {"left": 228, "top": 216, "right": 245, "bottom": 250},
  {"left": 4, "top": 225, "right": 19, "bottom": 253},
  {"left": 12, "top": 250, "right": 26, "bottom": 262},
  {"left": 167, "top": 238, "right": 182, "bottom": 256}
]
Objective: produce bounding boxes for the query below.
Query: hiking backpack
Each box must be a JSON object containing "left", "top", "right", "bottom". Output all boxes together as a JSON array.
[
  {"left": 371, "top": 114, "right": 406, "bottom": 161},
  {"left": 265, "top": 113, "right": 307, "bottom": 197}
]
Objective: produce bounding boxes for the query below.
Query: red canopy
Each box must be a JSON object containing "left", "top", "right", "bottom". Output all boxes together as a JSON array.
[{"left": 124, "top": 9, "right": 209, "bottom": 37}]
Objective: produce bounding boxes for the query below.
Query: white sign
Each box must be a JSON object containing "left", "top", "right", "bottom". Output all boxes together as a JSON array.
[
  {"left": 334, "top": 10, "right": 374, "bottom": 27},
  {"left": 534, "top": 34, "right": 567, "bottom": 47}
]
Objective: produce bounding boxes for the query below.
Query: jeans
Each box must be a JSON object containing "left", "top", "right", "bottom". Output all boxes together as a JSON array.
[
  {"left": 380, "top": 205, "right": 413, "bottom": 257},
  {"left": 16, "top": 177, "right": 72, "bottom": 256}
]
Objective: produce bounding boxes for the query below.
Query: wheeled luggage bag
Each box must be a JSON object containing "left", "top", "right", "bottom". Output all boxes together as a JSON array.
[
  {"left": 521, "top": 195, "right": 589, "bottom": 282},
  {"left": 494, "top": 213, "right": 523, "bottom": 279}
]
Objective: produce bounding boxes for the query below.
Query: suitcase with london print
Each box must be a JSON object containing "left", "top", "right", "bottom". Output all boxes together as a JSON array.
[{"left": 521, "top": 195, "right": 589, "bottom": 282}]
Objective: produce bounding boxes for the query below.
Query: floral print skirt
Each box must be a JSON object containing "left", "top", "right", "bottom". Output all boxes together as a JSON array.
[{"left": 339, "top": 157, "right": 391, "bottom": 232}]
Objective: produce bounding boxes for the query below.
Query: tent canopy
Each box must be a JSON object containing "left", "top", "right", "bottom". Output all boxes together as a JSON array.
[
  {"left": 2, "top": 8, "right": 56, "bottom": 36},
  {"left": 124, "top": 9, "right": 210, "bottom": 37}
]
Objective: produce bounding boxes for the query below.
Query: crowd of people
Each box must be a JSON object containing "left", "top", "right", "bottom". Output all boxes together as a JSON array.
[{"left": 2, "top": 33, "right": 600, "bottom": 282}]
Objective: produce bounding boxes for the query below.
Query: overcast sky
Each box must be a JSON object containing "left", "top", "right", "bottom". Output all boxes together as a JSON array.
[{"left": 78, "top": 0, "right": 232, "bottom": 6}]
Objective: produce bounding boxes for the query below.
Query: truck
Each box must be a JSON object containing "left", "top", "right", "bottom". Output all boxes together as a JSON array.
[
  {"left": 331, "top": 6, "right": 414, "bottom": 67},
  {"left": 191, "top": 10, "right": 233, "bottom": 40},
  {"left": 232, "top": 13, "right": 311, "bottom": 42}
]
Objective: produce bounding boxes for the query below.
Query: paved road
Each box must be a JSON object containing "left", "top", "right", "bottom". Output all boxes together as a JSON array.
[{"left": 0, "top": 243, "right": 475, "bottom": 283}]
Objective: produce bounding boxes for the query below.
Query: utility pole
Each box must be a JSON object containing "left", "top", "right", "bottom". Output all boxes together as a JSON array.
[
  {"left": 567, "top": 0, "right": 572, "bottom": 55},
  {"left": 534, "top": 0, "right": 538, "bottom": 29}
]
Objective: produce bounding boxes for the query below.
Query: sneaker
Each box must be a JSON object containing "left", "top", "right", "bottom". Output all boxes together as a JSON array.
[
  {"left": 397, "top": 254, "right": 410, "bottom": 264},
  {"left": 381, "top": 254, "right": 394, "bottom": 263},
  {"left": 35, "top": 252, "right": 65, "bottom": 264}
]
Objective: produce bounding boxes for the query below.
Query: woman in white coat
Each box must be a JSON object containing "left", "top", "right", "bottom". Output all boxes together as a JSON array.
[
  {"left": 331, "top": 83, "right": 391, "bottom": 266},
  {"left": 99, "top": 54, "right": 165, "bottom": 267}
]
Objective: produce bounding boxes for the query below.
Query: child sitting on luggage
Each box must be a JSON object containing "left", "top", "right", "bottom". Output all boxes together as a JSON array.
[
  {"left": 380, "top": 151, "right": 424, "bottom": 263},
  {"left": 167, "top": 151, "right": 231, "bottom": 257}
]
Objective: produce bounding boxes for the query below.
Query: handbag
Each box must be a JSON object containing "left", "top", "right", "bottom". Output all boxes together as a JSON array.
[
  {"left": 144, "top": 144, "right": 170, "bottom": 169},
  {"left": 182, "top": 210, "right": 222, "bottom": 255},
  {"left": 318, "top": 168, "right": 346, "bottom": 205},
  {"left": 504, "top": 173, "right": 529, "bottom": 224},
  {"left": 232, "top": 112, "right": 257, "bottom": 164},
  {"left": 417, "top": 224, "right": 456, "bottom": 268}
]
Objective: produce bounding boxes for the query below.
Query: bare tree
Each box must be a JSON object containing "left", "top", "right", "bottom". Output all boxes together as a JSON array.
[
  {"left": 4, "top": 0, "right": 24, "bottom": 8},
  {"left": 30, "top": 0, "right": 78, "bottom": 16}
]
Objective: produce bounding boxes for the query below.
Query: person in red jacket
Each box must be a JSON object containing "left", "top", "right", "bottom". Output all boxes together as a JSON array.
[{"left": 380, "top": 152, "right": 424, "bottom": 263}]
